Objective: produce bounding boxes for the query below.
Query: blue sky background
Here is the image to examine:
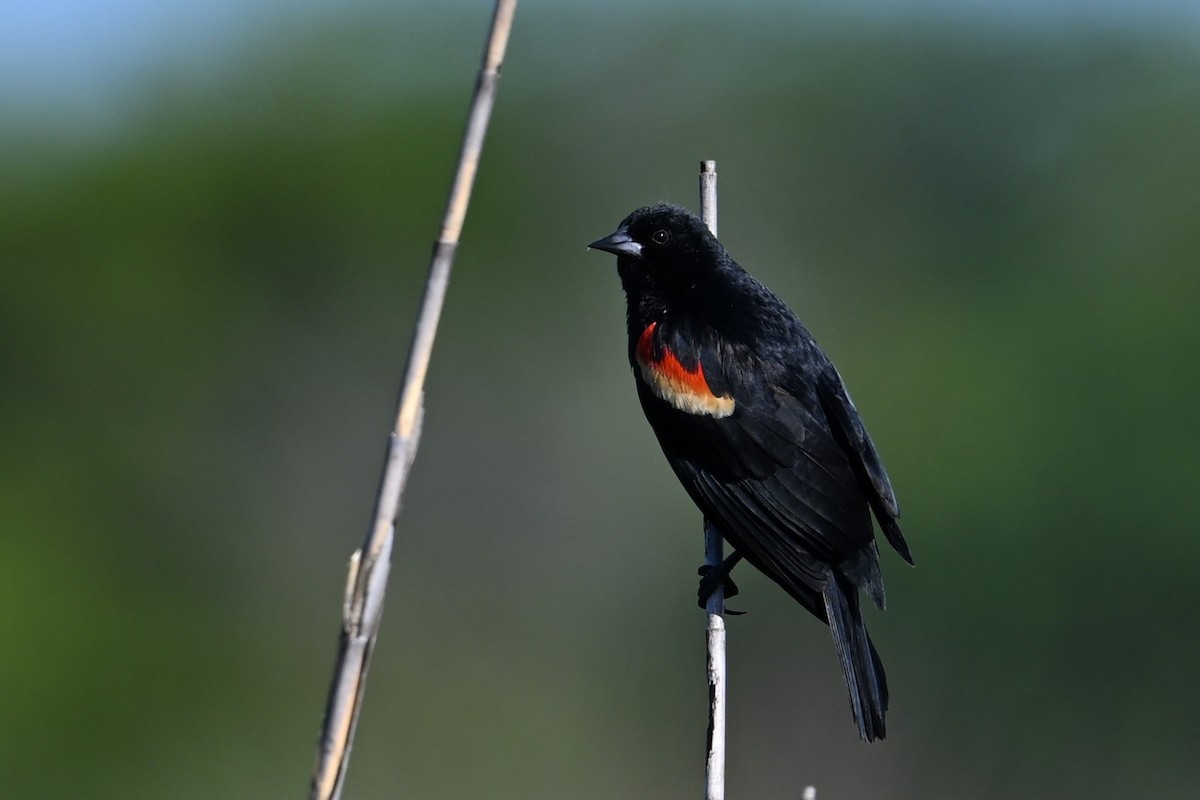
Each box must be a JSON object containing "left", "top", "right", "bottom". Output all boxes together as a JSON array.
[{"left": 4, "top": 0, "right": 1199, "bottom": 123}]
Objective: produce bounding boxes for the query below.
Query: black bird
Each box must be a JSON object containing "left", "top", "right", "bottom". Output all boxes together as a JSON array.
[{"left": 589, "top": 203, "right": 913, "bottom": 741}]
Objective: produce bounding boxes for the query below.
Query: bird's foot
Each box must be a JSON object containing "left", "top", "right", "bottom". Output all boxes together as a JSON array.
[{"left": 697, "top": 563, "right": 746, "bottom": 615}]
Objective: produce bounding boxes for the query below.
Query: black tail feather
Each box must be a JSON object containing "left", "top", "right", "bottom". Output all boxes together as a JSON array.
[{"left": 822, "top": 570, "right": 889, "bottom": 741}]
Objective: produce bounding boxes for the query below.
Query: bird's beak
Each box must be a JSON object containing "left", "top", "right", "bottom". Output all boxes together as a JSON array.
[{"left": 588, "top": 228, "right": 642, "bottom": 258}]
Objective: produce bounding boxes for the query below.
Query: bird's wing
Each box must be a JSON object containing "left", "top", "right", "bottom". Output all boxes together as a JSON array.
[
  {"left": 645, "top": 373, "right": 879, "bottom": 610},
  {"left": 815, "top": 370, "right": 913, "bottom": 565}
]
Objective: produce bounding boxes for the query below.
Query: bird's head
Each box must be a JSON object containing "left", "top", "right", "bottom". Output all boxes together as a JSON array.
[{"left": 588, "top": 204, "right": 722, "bottom": 291}]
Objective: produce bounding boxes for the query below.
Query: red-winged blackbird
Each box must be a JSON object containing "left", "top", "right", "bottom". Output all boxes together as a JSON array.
[{"left": 589, "top": 203, "right": 913, "bottom": 742}]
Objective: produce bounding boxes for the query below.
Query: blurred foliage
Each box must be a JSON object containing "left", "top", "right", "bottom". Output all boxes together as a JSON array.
[{"left": 2, "top": 5, "right": 1198, "bottom": 799}]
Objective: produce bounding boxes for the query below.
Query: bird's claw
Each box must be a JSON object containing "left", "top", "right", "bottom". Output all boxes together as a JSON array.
[{"left": 697, "top": 563, "right": 741, "bottom": 606}]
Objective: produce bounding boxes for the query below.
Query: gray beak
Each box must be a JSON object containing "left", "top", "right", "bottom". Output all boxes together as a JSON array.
[{"left": 588, "top": 228, "right": 643, "bottom": 258}]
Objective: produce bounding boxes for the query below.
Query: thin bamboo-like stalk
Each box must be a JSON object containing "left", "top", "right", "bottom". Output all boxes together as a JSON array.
[
  {"left": 699, "top": 160, "right": 727, "bottom": 800},
  {"left": 308, "top": 3, "right": 518, "bottom": 799}
]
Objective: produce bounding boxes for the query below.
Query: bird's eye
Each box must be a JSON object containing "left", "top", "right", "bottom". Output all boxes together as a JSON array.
[{"left": 651, "top": 229, "right": 671, "bottom": 245}]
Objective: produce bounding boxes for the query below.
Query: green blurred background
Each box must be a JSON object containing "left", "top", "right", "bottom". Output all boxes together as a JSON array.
[{"left": 3, "top": 1, "right": 1199, "bottom": 797}]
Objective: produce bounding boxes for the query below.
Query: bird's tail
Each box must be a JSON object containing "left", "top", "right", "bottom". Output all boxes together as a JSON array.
[{"left": 822, "top": 570, "right": 889, "bottom": 741}]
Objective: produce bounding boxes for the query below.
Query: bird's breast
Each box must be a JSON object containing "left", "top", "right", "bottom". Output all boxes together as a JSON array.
[{"left": 635, "top": 322, "right": 735, "bottom": 419}]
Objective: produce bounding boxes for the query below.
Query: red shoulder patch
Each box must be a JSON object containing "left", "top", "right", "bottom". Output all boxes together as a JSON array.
[{"left": 636, "top": 322, "right": 735, "bottom": 418}]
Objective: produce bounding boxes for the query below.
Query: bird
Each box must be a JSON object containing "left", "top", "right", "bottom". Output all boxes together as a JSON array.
[{"left": 589, "top": 203, "right": 913, "bottom": 741}]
